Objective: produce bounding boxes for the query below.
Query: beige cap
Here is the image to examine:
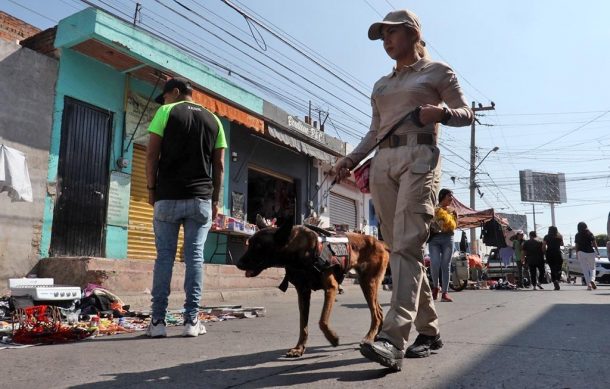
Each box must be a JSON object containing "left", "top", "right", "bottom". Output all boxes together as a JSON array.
[{"left": 368, "top": 9, "right": 421, "bottom": 40}]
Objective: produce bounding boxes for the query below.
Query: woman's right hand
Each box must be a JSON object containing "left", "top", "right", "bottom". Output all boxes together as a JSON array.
[{"left": 329, "top": 157, "right": 355, "bottom": 183}]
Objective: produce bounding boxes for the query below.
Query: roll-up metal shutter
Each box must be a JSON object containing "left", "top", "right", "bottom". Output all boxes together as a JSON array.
[
  {"left": 127, "top": 145, "right": 184, "bottom": 260},
  {"left": 329, "top": 192, "right": 357, "bottom": 231}
]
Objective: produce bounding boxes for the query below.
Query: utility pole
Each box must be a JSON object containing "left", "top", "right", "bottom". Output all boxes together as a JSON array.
[
  {"left": 469, "top": 101, "right": 495, "bottom": 254},
  {"left": 133, "top": 3, "right": 142, "bottom": 25},
  {"left": 525, "top": 203, "right": 543, "bottom": 233}
]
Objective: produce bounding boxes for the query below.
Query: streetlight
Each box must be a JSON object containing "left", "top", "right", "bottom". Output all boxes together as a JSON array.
[
  {"left": 469, "top": 146, "right": 499, "bottom": 253},
  {"left": 474, "top": 146, "right": 499, "bottom": 171}
]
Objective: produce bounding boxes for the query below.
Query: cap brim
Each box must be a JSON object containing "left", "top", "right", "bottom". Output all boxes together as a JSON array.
[
  {"left": 368, "top": 20, "right": 420, "bottom": 40},
  {"left": 154, "top": 93, "right": 164, "bottom": 104},
  {"left": 368, "top": 21, "right": 406, "bottom": 40}
]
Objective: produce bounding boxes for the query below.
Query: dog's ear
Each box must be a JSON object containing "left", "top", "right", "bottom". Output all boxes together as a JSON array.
[
  {"left": 255, "top": 214, "right": 269, "bottom": 230},
  {"left": 274, "top": 219, "right": 294, "bottom": 247}
]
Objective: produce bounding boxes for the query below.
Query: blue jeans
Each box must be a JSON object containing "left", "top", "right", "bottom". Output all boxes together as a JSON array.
[
  {"left": 151, "top": 198, "right": 212, "bottom": 323},
  {"left": 428, "top": 233, "right": 454, "bottom": 293}
]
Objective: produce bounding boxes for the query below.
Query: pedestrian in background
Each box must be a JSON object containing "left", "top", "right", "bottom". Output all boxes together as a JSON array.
[
  {"left": 522, "top": 231, "right": 545, "bottom": 290},
  {"left": 574, "top": 222, "right": 599, "bottom": 290},
  {"left": 331, "top": 9, "right": 473, "bottom": 371},
  {"left": 512, "top": 231, "right": 526, "bottom": 288},
  {"left": 428, "top": 188, "right": 458, "bottom": 302},
  {"left": 543, "top": 226, "right": 564, "bottom": 290},
  {"left": 146, "top": 77, "right": 227, "bottom": 338}
]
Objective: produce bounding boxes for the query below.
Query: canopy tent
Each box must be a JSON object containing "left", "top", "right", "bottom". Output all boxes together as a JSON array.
[{"left": 450, "top": 197, "right": 507, "bottom": 229}]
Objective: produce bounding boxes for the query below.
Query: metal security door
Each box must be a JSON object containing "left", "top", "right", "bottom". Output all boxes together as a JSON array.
[
  {"left": 50, "top": 97, "right": 112, "bottom": 257},
  {"left": 329, "top": 192, "right": 357, "bottom": 231}
]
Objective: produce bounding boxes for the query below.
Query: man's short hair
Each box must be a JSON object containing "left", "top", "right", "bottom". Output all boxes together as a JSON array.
[{"left": 154, "top": 77, "right": 193, "bottom": 104}]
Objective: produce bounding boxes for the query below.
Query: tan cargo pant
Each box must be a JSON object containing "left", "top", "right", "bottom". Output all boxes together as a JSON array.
[{"left": 370, "top": 136, "right": 441, "bottom": 350}]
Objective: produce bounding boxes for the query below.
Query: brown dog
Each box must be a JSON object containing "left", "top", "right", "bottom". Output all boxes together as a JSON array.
[{"left": 236, "top": 220, "right": 389, "bottom": 357}]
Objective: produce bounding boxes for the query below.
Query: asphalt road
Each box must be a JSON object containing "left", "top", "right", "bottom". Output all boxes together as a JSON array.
[{"left": 2, "top": 283, "right": 609, "bottom": 389}]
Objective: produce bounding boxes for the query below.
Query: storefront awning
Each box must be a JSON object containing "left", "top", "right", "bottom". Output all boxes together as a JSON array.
[
  {"left": 267, "top": 126, "right": 337, "bottom": 163},
  {"left": 192, "top": 90, "right": 264, "bottom": 133}
]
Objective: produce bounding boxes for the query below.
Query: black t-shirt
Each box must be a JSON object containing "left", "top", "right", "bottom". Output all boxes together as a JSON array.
[
  {"left": 575, "top": 231, "right": 595, "bottom": 253},
  {"left": 543, "top": 235, "right": 563, "bottom": 254},
  {"left": 523, "top": 238, "right": 544, "bottom": 265},
  {"left": 149, "top": 101, "right": 226, "bottom": 201}
]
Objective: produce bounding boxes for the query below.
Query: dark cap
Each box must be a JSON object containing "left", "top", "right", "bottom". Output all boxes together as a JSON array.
[{"left": 154, "top": 77, "right": 193, "bottom": 104}]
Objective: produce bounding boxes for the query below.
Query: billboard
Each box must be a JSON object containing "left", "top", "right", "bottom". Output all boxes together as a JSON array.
[
  {"left": 519, "top": 170, "right": 567, "bottom": 204},
  {"left": 497, "top": 213, "right": 528, "bottom": 233}
]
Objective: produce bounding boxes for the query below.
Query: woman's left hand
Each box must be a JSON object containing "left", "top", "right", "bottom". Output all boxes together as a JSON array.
[{"left": 418, "top": 105, "right": 445, "bottom": 125}]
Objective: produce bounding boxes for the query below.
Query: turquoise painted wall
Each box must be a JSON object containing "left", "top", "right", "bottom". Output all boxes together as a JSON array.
[
  {"left": 55, "top": 8, "right": 264, "bottom": 115},
  {"left": 204, "top": 117, "right": 231, "bottom": 264},
  {"left": 40, "top": 48, "right": 127, "bottom": 258},
  {"left": 42, "top": 7, "right": 255, "bottom": 262}
]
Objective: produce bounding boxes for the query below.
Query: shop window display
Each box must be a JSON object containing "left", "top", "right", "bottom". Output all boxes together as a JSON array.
[{"left": 247, "top": 169, "right": 296, "bottom": 226}]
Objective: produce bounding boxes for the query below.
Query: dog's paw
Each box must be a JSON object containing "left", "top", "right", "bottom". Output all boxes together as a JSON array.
[
  {"left": 285, "top": 347, "right": 305, "bottom": 358},
  {"left": 324, "top": 332, "right": 339, "bottom": 347}
]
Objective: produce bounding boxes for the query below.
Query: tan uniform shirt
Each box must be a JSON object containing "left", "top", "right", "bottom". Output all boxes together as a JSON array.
[{"left": 347, "top": 58, "right": 473, "bottom": 165}]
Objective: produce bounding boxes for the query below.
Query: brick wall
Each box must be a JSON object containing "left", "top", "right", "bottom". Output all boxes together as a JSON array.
[{"left": 0, "top": 11, "right": 41, "bottom": 43}]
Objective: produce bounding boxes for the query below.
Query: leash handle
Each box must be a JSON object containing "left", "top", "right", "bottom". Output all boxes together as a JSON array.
[{"left": 329, "top": 108, "right": 420, "bottom": 189}]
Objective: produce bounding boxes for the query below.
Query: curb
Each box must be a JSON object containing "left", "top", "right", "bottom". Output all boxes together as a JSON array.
[{"left": 118, "top": 282, "right": 362, "bottom": 311}]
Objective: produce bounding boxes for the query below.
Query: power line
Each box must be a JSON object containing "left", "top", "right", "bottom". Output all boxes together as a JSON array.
[
  {"left": 7, "top": 0, "right": 58, "bottom": 23},
  {"left": 516, "top": 109, "right": 610, "bottom": 153},
  {"left": 162, "top": 0, "right": 372, "bottom": 119},
  {"left": 362, "top": 0, "right": 384, "bottom": 17},
  {"left": 232, "top": 0, "right": 371, "bottom": 92},
  {"left": 221, "top": 0, "right": 371, "bottom": 101}
]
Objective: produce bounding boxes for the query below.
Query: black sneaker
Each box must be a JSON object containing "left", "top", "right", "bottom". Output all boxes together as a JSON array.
[
  {"left": 360, "top": 339, "right": 403, "bottom": 371},
  {"left": 405, "top": 334, "right": 443, "bottom": 358}
]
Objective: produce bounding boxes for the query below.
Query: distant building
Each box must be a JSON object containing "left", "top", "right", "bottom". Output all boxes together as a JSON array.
[{"left": 0, "top": 11, "right": 40, "bottom": 42}]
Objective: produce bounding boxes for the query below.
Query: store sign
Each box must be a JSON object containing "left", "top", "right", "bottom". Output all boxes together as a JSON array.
[
  {"left": 107, "top": 171, "right": 131, "bottom": 227},
  {"left": 126, "top": 93, "right": 159, "bottom": 146},
  {"left": 287, "top": 116, "right": 345, "bottom": 155}
]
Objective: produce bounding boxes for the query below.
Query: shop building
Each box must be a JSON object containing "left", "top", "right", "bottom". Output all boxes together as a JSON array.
[{"left": 0, "top": 17, "right": 57, "bottom": 287}]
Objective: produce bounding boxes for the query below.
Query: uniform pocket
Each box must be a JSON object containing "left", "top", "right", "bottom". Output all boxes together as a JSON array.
[{"left": 411, "top": 146, "right": 440, "bottom": 174}]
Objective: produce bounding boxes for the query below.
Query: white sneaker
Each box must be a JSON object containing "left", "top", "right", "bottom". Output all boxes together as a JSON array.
[
  {"left": 182, "top": 318, "right": 207, "bottom": 337},
  {"left": 146, "top": 319, "right": 167, "bottom": 338}
]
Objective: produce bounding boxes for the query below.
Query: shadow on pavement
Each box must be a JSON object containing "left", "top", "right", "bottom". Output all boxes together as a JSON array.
[
  {"left": 69, "top": 344, "right": 390, "bottom": 388},
  {"left": 341, "top": 302, "right": 390, "bottom": 309},
  {"left": 442, "top": 303, "right": 610, "bottom": 389}
]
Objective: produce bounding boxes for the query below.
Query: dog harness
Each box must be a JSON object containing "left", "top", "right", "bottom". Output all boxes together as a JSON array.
[
  {"left": 314, "top": 236, "right": 351, "bottom": 285},
  {"left": 277, "top": 230, "right": 352, "bottom": 292}
]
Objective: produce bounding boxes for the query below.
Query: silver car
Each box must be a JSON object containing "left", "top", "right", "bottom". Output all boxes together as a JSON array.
[{"left": 566, "top": 247, "right": 610, "bottom": 284}]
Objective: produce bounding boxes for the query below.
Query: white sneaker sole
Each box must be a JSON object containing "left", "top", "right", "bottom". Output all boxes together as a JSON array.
[{"left": 182, "top": 323, "right": 207, "bottom": 337}]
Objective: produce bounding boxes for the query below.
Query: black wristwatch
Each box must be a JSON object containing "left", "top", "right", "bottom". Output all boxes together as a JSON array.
[{"left": 440, "top": 107, "right": 452, "bottom": 125}]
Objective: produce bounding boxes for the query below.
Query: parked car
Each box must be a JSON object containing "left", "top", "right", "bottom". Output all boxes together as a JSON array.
[
  {"left": 483, "top": 248, "right": 518, "bottom": 280},
  {"left": 566, "top": 247, "right": 610, "bottom": 284},
  {"left": 484, "top": 247, "right": 552, "bottom": 284}
]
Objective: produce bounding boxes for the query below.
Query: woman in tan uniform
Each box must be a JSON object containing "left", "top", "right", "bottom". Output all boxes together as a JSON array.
[{"left": 332, "top": 9, "right": 473, "bottom": 371}]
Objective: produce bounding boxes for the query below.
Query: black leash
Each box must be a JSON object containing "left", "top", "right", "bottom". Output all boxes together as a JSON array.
[{"left": 325, "top": 107, "right": 421, "bottom": 189}]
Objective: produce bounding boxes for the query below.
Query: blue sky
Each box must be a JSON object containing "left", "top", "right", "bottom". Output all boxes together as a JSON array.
[{"left": 3, "top": 0, "right": 610, "bottom": 240}]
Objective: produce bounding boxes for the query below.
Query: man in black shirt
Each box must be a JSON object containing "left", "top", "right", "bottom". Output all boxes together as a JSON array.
[
  {"left": 522, "top": 231, "right": 545, "bottom": 290},
  {"left": 145, "top": 77, "right": 226, "bottom": 338}
]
